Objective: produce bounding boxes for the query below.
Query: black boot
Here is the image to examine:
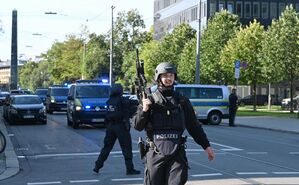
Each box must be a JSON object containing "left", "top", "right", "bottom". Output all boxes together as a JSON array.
[
  {"left": 93, "top": 163, "right": 103, "bottom": 174},
  {"left": 126, "top": 169, "right": 141, "bottom": 175}
]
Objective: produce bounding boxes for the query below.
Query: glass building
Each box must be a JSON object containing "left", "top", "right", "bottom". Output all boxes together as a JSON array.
[{"left": 153, "top": 0, "right": 299, "bottom": 39}]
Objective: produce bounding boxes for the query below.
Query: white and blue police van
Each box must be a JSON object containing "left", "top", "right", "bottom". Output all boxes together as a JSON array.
[{"left": 174, "top": 84, "right": 229, "bottom": 125}]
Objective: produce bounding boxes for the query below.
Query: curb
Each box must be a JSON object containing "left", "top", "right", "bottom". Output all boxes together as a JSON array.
[
  {"left": 235, "top": 122, "right": 299, "bottom": 135},
  {"left": 0, "top": 119, "right": 19, "bottom": 180}
]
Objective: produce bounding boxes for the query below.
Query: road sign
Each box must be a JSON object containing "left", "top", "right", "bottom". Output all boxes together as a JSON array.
[{"left": 235, "top": 60, "right": 240, "bottom": 79}]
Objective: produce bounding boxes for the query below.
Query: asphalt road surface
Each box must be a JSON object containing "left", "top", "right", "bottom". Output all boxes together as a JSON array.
[{"left": 1, "top": 112, "right": 299, "bottom": 185}]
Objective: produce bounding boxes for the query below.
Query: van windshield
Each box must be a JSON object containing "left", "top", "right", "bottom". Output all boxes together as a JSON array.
[
  {"left": 51, "top": 88, "right": 69, "bottom": 96},
  {"left": 76, "top": 86, "right": 109, "bottom": 98},
  {"left": 176, "top": 87, "right": 223, "bottom": 99}
]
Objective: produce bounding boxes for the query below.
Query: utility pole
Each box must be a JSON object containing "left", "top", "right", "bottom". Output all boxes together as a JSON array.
[
  {"left": 195, "top": 0, "right": 202, "bottom": 84},
  {"left": 81, "top": 43, "right": 86, "bottom": 80},
  {"left": 109, "top": 5, "right": 115, "bottom": 85}
]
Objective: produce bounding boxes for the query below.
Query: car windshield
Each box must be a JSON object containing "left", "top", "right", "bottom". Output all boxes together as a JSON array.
[
  {"left": 12, "top": 96, "right": 42, "bottom": 104},
  {"left": 36, "top": 89, "right": 48, "bottom": 95},
  {"left": 51, "top": 88, "right": 69, "bottom": 96},
  {"left": 76, "top": 86, "right": 109, "bottom": 98}
]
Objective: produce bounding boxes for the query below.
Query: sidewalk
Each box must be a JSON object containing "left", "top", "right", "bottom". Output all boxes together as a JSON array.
[
  {"left": 0, "top": 119, "right": 19, "bottom": 181},
  {"left": 0, "top": 116, "right": 298, "bottom": 181},
  {"left": 235, "top": 116, "right": 299, "bottom": 134}
]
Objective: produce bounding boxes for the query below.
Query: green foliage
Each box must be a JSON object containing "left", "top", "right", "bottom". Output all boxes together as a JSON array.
[
  {"left": 159, "top": 23, "right": 196, "bottom": 68},
  {"left": 201, "top": 10, "right": 240, "bottom": 84},
  {"left": 114, "top": 9, "right": 151, "bottom": 82},
  {"left": 178, "top": 38, "right": 197, "bottom": 83},
  {"left": 84, "top": 33, "right": 110, "bottom": 79},
  {"left": 221, "top": 19, "right": 265, "bottom": 86},
  {"left": 19, "top": 62, "right": 38, "bottom": 90}
]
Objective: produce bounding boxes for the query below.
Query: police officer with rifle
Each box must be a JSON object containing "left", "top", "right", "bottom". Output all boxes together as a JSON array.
[
  {"left": 133, "top": 62, "right": 215, "bottom": 185},
  {"left": 93, "top": 84, "right": 140, "bottom": 175}
]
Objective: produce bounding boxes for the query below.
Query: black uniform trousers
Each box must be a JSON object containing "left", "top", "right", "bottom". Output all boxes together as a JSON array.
[
  {"left": 95, "top": 122, "right": 134, "bottom": 171},
  {"left": 229, "top": 107, "right": 237, "bottom": 126},
  {"left": 144, "top": 148, "right": 188, "bottom": 185}
]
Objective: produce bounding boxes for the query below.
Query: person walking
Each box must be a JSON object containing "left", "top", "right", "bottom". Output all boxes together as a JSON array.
[
  {"left": 93, "top": 84, "right": 140, "bottom": 175},
  {"left": 229, "top": 88, "right": 238, "bottom": 127},
  {"left": 133, "top": 62, "right": 215, "bottom": 185}
]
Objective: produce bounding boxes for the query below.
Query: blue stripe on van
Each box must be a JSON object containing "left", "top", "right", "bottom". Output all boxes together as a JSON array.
[{"left": 190, "top": 100, "right": 229, "bottom": 107}]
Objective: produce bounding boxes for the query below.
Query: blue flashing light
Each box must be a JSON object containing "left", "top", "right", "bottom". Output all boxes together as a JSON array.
[
  {"left": 101, "top": 79, "right": 109, "bottom": 83},
  {"left": 85, "top": 105, "right": 91, "bottom": 109}
]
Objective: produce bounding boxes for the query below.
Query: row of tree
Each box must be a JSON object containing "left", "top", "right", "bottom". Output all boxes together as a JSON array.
[{"left": 17, "top": 6, "right": 299, "bottom": 110}]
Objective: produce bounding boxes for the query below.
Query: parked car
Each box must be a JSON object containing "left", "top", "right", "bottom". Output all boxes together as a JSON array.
[
  {"left": 0, "top": 91, "right": 10, "bottom": 105},
  {"left": 238, "top": 95, "right": 281, "bottom": 106},
  {"left": 10, "top": 89, "right": 33, "bottom": 95},
  {"left": 4, "top": 94, "right": 47, "bottom": 124},
  {"left": 281, "top": 95, "right": 299, "bottom": 110}
]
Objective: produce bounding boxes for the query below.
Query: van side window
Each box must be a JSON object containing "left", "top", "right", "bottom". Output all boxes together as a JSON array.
[{"left": 200, "top": 88, "right": 223, "bottom": 99}]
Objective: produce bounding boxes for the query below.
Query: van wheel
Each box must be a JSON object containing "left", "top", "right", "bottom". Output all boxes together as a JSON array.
[{"left": 208, "top": 112, "right": 222, "bottom": 125}]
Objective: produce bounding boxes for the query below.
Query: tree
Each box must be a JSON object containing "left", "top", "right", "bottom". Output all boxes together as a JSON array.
[
  {"left": 220, "top": 20, "right": 265, "bottom": 111},
  {"left": 44, "top": 35, "right": 83, "bottom": 84},
  {"left": 159, "top": 23, "right": 196, "bottom": 68},
  {"left": 201, "top": 10, "right": 240, "bottom": 84},
  {"left": 84, "top": 33, "right": 110, "bottom": 79},
  {"left": 261, "top": 5, "right": 299, "bottom": 113},
  {"left": 113, "top": 9, "right": 150, "bottom": 81},
  {"left": 19, "top": 62, "right": 38, "bottom": 90},
  {"left": 178, "top": 38, "right": 197, "bottom": 83}
]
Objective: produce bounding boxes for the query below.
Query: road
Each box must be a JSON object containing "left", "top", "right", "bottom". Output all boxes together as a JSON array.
[{"left": 1, "top": 112, "right": 299, "bottom": 185}]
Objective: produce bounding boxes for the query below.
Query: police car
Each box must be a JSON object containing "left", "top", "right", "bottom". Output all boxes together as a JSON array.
[
  {"left": 66, "top": 80, "right": 110, "bottom": 129},
  {"left": 151, "top": 84, "right": 230, "bottom": 125}
]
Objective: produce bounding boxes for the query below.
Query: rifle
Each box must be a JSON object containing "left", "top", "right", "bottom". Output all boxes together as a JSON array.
[{"left": 135, "top": 48, "right": 151, "bottom": 101}]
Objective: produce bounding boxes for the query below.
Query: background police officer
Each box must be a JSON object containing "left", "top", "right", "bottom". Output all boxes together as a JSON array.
[
  {"left": 93, "top": 84, "right": 140, "bottom": 175},
  {"left": 133, "top": 62, "right": 215, "bottom": 185},
  {"left": 229, "top": 88, "right": 238, "bottom": 127}
]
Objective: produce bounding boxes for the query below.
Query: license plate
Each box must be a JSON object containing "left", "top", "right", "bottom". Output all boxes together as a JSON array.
[
  {"left": 91, "top": 118, "right": 104, "bottom": 122},
  {"left": 60, "top": 108, "right": 67, "bottom": 110},
  {"left": 24, "top": 115, "right": 34, "bottom": 119}
]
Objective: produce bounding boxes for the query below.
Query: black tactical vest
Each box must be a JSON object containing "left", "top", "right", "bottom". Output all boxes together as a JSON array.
[
  {"left": 148, "top": 91, "right": 185, "bottom": 132},
  {"left": 105, "top": 96, "right": 123, "bottom": 122},
  {"left": 146, "top": 91, "right": 186, "bottom": 156}
]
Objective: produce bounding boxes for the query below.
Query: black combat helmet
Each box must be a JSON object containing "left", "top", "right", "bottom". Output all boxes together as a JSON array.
[
  {"left": 154, "top": 62, "right": 176, "bottom": 81},
  {"left": 110, "top": 83, "right": 123, "bottom": 97}
]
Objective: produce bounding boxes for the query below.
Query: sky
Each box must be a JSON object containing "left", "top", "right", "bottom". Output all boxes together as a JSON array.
[{"left": 0, "top": 0, "right": 154, "bottom": 61}]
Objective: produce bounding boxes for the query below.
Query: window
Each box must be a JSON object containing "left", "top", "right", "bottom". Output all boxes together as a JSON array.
[
  {"left": 236, "top": 1, "right": 243, "bottom": 18},
  {"left": 191, "top": 7, "right": 197, "bottom": 21},
  {"left": 219, "top": 0, "right": 225, "bottom": 11},
  {"left": 227, "top": 1, "right": 234, "bottom": 13},
  {"left": 262, "top": 2, "right": 269, "bottom": 19},
  {"left": 270, "top": 2, "right": 277, "bottom": 18},
  {"left": 210, "top": 0, "right": 216, "bottom": 16},
  {"left": 279, "top": 2, "right": 285, "bottom": 16},
  {"left": 245, "top": 2, "right": 251, "bottom": 18},
  {"left": 253, "top": 2, "right": 260, "bottom": 18}
]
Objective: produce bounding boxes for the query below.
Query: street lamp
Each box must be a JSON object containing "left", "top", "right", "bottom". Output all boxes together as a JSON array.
[
  {"left": 195, "top": 0, "right": 202, "bottom": 84},
  {"left": 44, "top": 12, "right": 57, "bottom": 15}
]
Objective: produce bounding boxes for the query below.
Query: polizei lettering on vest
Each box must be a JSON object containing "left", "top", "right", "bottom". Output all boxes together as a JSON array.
[{"left": 156, "top": 134, "right": 179, "bottom": 140}]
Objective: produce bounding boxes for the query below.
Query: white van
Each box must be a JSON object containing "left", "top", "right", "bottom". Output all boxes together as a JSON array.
[{"left": 174, "top": 84, "right": 230, "bottom": 125}]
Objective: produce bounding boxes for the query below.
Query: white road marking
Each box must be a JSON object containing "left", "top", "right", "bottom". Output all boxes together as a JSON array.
[
  {"left": 272, "top": 172, "right": 299, "bottom": 175},
  {"left": 289, "top": 152, "right": 299, "bottom": 155},
  {"left": 210, "top": 142, "right": 243, "bottom": 151},
  {"left": 27, "top": 181, "right": 61, "bottom": 185},
  {"left": 8, "top": 133, "right": 14, "bottom": 137},
  {"left": 111, "top": 178, "right": 143, "bottom": 181},
  {"left": 246, "top": 152, "right": 268, "bottom": 154},
  {"left": 18, "top": 156, "right": 26, "bottom": 159},
  {"left": 191, "top": 173, "right": 222, "bottom": 177},
  {"left": 236, "top": 172, "right": 268, "bottom": 175},
  {"left": 69, "top": 179, "right": 100, "bottom": 183}
]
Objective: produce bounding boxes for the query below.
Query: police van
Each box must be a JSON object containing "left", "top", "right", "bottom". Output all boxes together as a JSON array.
[
  {"left": 174, "top": 84, "right": 229, "bottom": 125},
  {"left": 66, "top": 80, "right": 110, "bottom": 129}
]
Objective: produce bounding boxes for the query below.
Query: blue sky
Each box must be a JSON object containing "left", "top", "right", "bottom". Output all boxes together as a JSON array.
[{"left": 0, "top": 0, "right": 154, "bottom": 61}]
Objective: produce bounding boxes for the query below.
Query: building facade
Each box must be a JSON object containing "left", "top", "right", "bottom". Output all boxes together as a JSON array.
[{"left": 154, "top": 0, "right": 299, "bottom": 40}]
